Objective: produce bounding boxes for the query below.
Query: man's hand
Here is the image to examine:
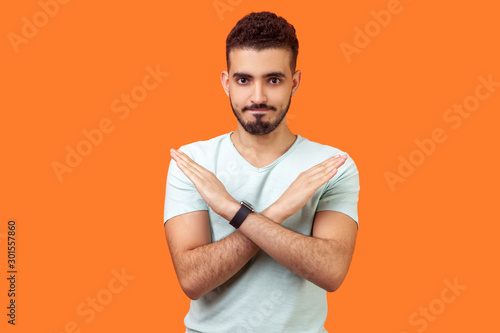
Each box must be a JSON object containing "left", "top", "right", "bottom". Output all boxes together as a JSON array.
[
  {"left": 269, "top": 154, "right": 347, "bottom": 223},
  {"left": 171, "top": 148, "right": 347, "bottom": 222},
  {"left": 170, "top": 149, "right": 238, "bottom": 218}
]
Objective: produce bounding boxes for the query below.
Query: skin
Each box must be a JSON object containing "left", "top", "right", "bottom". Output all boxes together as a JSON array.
[{"left": 164, "top": 48, "right": 358, "bottom": 300}]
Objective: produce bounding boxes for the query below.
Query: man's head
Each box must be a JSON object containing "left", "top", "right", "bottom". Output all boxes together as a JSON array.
[
  {"left": 222, "top": 12, "right": 301, "bottom": 136},
  {"left": 226, "top": 11, "right": 299, "bottom": 74}
]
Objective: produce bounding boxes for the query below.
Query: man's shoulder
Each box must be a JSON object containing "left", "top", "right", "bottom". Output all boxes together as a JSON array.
[
  {"left": 178, "top": 132, "right": 230, "bottom": 157},
  {"left": 295, "top": 135, "right": 358, "bottom": 175},
  {"left": 296, "top": 135, "right": 349, "bottom": 158}
]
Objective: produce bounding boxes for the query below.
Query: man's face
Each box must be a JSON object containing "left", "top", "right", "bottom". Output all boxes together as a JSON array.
[{"left": 222, "top": 48, "right": 301, "bottom": 135}]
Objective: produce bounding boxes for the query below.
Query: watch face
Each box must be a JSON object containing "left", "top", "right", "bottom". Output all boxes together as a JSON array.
[{"left": 240, "top": 201, "right": 255, "bottom": 212}]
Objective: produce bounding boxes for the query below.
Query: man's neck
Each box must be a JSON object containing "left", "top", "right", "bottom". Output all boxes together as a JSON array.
[{"left": 230, "top": 121, "right": 297, "bottom": 168}]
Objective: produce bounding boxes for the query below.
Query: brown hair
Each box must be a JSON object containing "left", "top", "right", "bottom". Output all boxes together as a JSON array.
[{"left": 226, "top": 11, "right": 299, "bottom": 73}]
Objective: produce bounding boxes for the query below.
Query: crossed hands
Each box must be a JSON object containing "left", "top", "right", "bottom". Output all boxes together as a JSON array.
[{"left": 170, "top": 148, "right": 347, "bottom": 222}]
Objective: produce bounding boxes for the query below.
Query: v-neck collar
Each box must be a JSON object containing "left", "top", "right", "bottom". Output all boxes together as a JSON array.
[{"left": 225, "top": 131, "right": 303, "bottom": 173}]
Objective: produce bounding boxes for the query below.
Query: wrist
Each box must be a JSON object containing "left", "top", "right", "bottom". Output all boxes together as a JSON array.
[
  {"left": 262, "top": 200, "right": 288, "bottom": 224},
  {"left": 220, "top": 199, "right": 241, "bottom": 221}
]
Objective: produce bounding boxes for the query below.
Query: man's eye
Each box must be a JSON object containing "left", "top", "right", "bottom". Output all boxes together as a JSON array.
[
  {"left": 237, "top": 78, "right": 248, "bottom": 84},
  {"left": 270, "top": 78, "right": 280, "bottom": 84}
]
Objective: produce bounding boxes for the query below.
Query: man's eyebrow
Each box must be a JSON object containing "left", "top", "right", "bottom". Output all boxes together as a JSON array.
[{"left": 232, "top": 71, "right": 287, "bottom": 78}]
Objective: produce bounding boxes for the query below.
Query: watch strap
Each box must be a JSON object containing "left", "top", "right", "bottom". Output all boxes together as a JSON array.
[{"left": 229, "top": 201, "right": 254, "bottom": 229}]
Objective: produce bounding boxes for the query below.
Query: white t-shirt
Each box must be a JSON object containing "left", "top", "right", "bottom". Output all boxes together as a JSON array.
[{"left": 164, "top": 132, "right": 360, "bottom": 333}]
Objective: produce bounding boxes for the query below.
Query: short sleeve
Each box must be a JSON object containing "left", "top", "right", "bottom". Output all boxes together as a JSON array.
[
  {"left": 163, "top": 149, "right": 208, "bottom": 225},
  {"left": 316, "top": 154, "right": 360, "bottom": 228}
]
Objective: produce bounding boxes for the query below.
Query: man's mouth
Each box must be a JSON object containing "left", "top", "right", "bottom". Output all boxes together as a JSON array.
[{"left": 242, "top": 104, "right": 276, "bottom": 112}]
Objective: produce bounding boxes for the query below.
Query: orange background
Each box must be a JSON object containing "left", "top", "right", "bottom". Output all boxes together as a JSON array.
[{"left": 2, "top": 0, "right": 499, "bottom": 332}]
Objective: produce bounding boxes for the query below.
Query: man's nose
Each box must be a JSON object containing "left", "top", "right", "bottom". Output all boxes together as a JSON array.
[{"left": 250, "top": 82, "right": 267, "bottom": 105}]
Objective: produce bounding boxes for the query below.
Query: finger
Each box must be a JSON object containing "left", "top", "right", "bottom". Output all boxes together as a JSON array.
[
  {"left": 331, "top": 155, "right": 347, "bottom": 168},
  {"left": 322, "top": 156, "right": 346, "bottom": 178},
  {"left": 171, "top": 149, "right": 209, "bottom": 177},
  {"left": 308, "top": 156, "right": 346, "bottom": 183},
  {"left": 321, "top": 168, "right": 338, "bottom": 182},
  {"left": 171, "top": 149, "right": 194, "bottom": 165},
  {"left": 316, "top": 154, "right": 346, "bottom": 168},
  {"left": 170, "top": 149, "right": 205, "bottom": 182},
  {"left": 170, "top": 148, "right": 180, "bottom": 162},
  {"left": 303, "top": 156, "right": 339, "bottom": 174},
  {"left": 317, "top": 161, "right": 343, "bottom": 184},
  {"left": 171, "top": 149, "right": 204, "bottom": 175},
  {"left": 323, "top": 155, "right": 347, "bottom": 170},
  {"left": 304, "top": 155, "right": 345, "bottom": 176},
  {"left": 304, "top": 166, "right": 339, "bottom": 193}
]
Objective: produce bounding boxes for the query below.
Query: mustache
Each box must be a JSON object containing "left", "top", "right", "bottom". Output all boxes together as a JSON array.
[{"left": 242, "top": 104, "right": 276, "bottom": 111}]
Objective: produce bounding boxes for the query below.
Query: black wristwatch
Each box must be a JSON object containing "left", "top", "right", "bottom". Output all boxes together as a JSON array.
[{"left": 229, "top": 201, "right": 255, "bottom": 229}]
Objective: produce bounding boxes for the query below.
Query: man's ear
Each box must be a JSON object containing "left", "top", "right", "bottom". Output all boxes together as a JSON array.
[
  {"left": 291, "top": 70, "right": 301, "bottom": 97},
  {"left": 221, "top": 70, "right": 230, "bottom": 97}
]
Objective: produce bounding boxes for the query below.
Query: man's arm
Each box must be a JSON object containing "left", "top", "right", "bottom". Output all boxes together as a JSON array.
[
  {"left": 164, "top": 207, "right": 276, "bottom": 300},
  {"left": 169, "top": 148, "right": 356, "bottom": 293},
  {"left": 222, "top": 202, "right": 357, "bottom": 292}
]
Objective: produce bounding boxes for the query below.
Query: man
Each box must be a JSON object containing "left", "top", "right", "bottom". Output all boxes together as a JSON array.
[{"left": 163, "top": 11, "right": 360, "bottom": 333}]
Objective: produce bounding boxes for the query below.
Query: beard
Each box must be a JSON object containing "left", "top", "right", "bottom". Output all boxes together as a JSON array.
[{"left": 230, "top": 93, "right": 292, "bottom": 135}]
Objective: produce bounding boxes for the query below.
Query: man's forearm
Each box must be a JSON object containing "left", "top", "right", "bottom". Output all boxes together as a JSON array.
[
  {"left": 177, "top": 229, "right": 258, "bottom": 300},
  {"left": 176, "top": 204, "right": 281, "bottom": 300},
  {"left": 238, "top": 210, "right": 353, "bottom": 292},
  {"left": 218, "top": 201, "right": 353, "bottom": 292}
]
